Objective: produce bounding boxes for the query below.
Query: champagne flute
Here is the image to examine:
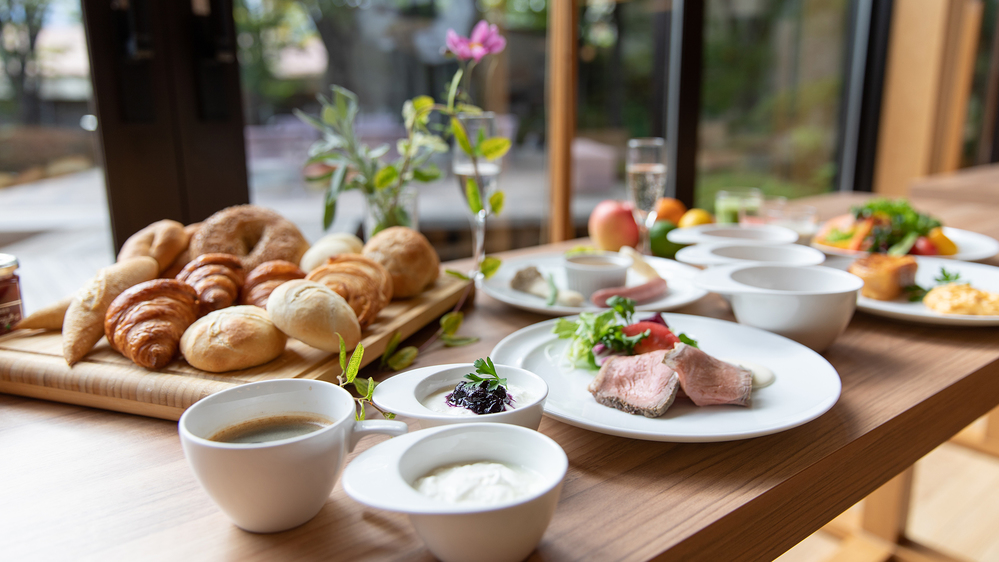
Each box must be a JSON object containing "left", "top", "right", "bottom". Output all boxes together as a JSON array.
[
  {"left": 453, "top": 112, "right": 500, "bottom": 282},
  {"left": 626, "top": 138, "right": 668, "bottom": 254}
]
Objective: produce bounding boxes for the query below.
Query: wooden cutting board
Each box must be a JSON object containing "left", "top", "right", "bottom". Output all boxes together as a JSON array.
[{"left": 0, "top": 276, "right": 471, "bottom": 421}]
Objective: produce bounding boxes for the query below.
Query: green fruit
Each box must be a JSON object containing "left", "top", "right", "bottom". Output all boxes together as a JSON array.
[{"left": 649, "top": 220, "right": 685, "bottom": 259}]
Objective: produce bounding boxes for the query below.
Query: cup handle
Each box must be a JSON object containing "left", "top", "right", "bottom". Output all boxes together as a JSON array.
[{"left": 348, "top": 419, "right": 409, "bottom": 452}]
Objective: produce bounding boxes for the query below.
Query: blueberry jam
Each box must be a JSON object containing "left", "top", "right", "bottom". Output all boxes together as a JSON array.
[{"left": 445, "top": 380, "right": 514, "bottom": 415}]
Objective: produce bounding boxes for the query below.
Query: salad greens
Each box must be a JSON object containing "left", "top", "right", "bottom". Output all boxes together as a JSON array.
[
  {"left": 852, "top": 199, "right": 941, "bottom": 253},
  {"left": 552, "top": 297, "right": 649, "bottom": 370}
]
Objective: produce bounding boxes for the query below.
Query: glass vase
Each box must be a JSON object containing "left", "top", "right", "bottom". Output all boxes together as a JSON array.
[
  {"left": 452, "top": 112, "right": 500, "bottom": 283},
  {"left": 363, "top": 184, "right": 418, "bottom": 240}
]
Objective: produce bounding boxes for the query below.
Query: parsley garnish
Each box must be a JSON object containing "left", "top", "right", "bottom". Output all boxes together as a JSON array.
[
  {"left": 464, "top": 357, "right": 507, "bottom": 391},
  {"left": 678, "top": 333, "right": 699, "bottom": 348},
  {"left": 905, "top": 267, "right": 966, "bottom": 302},
  {"left": 935, "top": 267, "right": 963, "bottom": 284}
]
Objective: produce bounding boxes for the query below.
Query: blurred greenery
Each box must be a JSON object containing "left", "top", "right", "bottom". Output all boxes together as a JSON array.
[{"left": 696, "top": 170, "right": 831, "bottom": 212}]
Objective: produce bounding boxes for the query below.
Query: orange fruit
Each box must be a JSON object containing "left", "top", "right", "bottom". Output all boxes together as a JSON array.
[{"left": 654, "top": 198, "right": 687, "bottom": 224}]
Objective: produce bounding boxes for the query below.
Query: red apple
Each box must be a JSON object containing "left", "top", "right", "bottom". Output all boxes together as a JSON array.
[{"left": 588, "top": 200, "right": 640, "bottom": 251}]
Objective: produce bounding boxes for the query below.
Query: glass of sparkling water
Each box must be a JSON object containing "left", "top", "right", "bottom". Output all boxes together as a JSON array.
[{"left": 626, "top": 137, "right": 667, "bottom": 254}]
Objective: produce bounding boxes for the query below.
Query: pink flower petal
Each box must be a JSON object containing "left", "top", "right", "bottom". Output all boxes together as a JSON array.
[
  {"left": 469, "top": 44, "right": 488, "bottom": 62},
  {"left": 484, "top": 33, "right": 506, "bottom": 54},
  {"left": 470, "top": 20, "right": 490, "bottom": 44}
]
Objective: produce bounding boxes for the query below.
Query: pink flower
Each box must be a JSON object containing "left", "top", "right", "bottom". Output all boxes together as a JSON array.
[{"left": 446, "top": 20, "right": 506, "bottom": 62}]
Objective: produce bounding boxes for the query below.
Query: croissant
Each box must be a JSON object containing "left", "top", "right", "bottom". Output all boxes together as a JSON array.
[
  {"left": 305, "top": 255, "right": 393, "bottom": 328},
  {"left": 104, "top": 279, "right": 199, "bottom": 370},
  {"left": 176, "top": 253, "right": 244, "bottom": 316},
  {"left": 241, "top": 260, "right": 306, "bottom": 308}
]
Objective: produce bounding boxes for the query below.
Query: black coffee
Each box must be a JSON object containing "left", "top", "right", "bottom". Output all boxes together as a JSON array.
[{"left": 209, "top": 413, "right": 333, "bottom": 444}]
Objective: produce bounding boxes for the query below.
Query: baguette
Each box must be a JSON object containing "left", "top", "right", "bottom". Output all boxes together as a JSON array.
[
  {"left": 14, "top": 297, "right": 72, "bottom": 331},
  {"left": 62, "top": 257, "right": 159, "bottom": 365}
]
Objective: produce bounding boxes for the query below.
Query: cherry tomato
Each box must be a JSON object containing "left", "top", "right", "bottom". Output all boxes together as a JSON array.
[
  {"left": 623, "top": 322, "right": 680, "bottom": 354},
  {"left": 911, "top": 236, "right": 938, "bottom": 256}
]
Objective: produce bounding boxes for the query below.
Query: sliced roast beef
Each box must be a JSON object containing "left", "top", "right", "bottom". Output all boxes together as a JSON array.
[
  {"left": 661, "top": 343, "right": 752, "bottom": 407},
  {"left": 587, "top": 350, "right": 680, "bottom": 418}
]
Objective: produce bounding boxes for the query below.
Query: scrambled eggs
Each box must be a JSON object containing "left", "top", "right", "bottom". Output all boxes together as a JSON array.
[{"left": 924, "top": 283, "right": 999, "bottom": 315}]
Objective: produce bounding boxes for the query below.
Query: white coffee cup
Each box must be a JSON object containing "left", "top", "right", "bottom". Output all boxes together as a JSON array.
[{"left": 178, "top": 379, "right": 408, "bottom": 533}]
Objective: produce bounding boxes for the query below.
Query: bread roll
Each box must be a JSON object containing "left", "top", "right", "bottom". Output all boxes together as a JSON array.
[
  {"left": 300, "top": 232, "right": 363, "bottom": 272},
  {"left": 117, "top": 220, "right": 190, "bottom": 273},
  {"left": 63, "top": 257, "right": 159, "bottom": 365},
  {"left": 181, "top": 306, "right": 287, "bottom": 372},
  {"left": 305, "top": 255, "right": 392, "bottom": 328},
  {"left": 161, "top": 223, "right": 202, "bottom": 278},
  {"left": 266, "top": 280, "right": 360, "bottom": 353},
  {"left": 362, "top": 227, "right": 440, "bottom": 298},
  {"left": 15, "top": 297, "right": 71, "bottom": 330}
]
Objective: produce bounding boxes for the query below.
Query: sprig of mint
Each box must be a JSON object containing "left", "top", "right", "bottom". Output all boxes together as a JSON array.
[
  {"left": 336, "top": 333, "right": 395, "bottom": 420},
  {"left": 463, "top": 357, "right": 507, "bottom": 391}
]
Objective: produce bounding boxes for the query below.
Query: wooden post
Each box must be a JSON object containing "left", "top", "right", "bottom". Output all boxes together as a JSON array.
[
  {"left": 547, "top": 0, "right": 577, "bottom": 243},
  {"left": 861, "top": 467, "right": 914, "bottom": 544}
]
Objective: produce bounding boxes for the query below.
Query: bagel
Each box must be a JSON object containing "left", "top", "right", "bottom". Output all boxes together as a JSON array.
[
  {"left": 190, "top": 205, "right": 309, "bottom": 272},
  {"left": 117, "top": 220, "right": 189, "bottom": 273}
]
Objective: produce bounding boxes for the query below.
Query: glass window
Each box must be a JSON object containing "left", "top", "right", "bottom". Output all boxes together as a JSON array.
[
  {"left": 234, "top": 0, "right": 549, "bottom": 259},
  {"left": 697, "top": 0, "right": 849, "bottom": 210}
]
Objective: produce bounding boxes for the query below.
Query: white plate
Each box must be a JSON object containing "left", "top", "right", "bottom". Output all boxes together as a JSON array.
[
  {"left": 667, "top": 224, "right": 800, "bottom": 246},
  {"left": 811, "top": 227, "right": 999, "bottom": 262},
  {"left": 675, "top": 243, "right": 827, "bottom": 268},
  {"left": 490, "top": 315, "right": 841, "bottom": 442},
  {"left": 824, "top": 256, "right": 999, "bottom": 326},
  {"left": 480, "top": 253, "right": 707, "bottom": 316}
]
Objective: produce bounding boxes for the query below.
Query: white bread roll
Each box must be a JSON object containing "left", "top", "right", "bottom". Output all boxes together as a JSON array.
[
  {"left": 63, "top": 256, "right": 159, "bottom": 365},
  {"left": 300, "top": 232, "right": 363, "bottom": 272},
  {"left": 266, "top": 279, "right": 361, "bottom": 352},
  {"left": 180, "top": 306, "right": 287, "bottom": 373}
]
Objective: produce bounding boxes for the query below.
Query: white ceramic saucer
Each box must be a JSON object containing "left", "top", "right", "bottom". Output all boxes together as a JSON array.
[{"left": 667, "top": 224, "right": 799, "bottom": 246}]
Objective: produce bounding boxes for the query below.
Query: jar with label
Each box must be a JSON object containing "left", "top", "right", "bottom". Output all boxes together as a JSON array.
[{"left": 0, "top": 254, "right": 23, "bottom": 335}]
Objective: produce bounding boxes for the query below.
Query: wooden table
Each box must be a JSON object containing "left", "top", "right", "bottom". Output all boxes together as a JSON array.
[
  {"left": 4, "top": 193, "right": 999, "bottom": 561},
  {"left": 909, "top": 163, "right": 999, "bottom": 205}
]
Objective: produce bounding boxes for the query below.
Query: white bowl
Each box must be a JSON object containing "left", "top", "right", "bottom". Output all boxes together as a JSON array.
[
  {"left": 372, "top": 363, "right": 549, "bottom": 429},
  {"left": 342, "top": 423, "right": 568, "bottom": 562},
  {"left": 563, "top": 252, "right": 632, "bottom": 298},
  {"left": 675, "top": 243, "right": 827, "bottom": 268},
  {"left": 667, "top": 224, "right": 800, "bottom": 246},
  {"left": 694, "top": 264, "right": 864, "bottom": 351}
]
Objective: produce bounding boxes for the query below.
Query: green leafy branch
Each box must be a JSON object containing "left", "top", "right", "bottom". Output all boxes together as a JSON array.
[{"left": 336, "top": 334, "right": 395, "bottom": 420}]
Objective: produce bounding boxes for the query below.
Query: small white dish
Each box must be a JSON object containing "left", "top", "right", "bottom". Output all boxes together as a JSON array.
[
  {"left": 675, "top": 242, "right": 827, "bottom": 268},
  {"left": 563, "top": 252, "right": 632, "bottom": 298},
  {"left": 481, "top": 252, "right": 707, "bottom": 316},
  {"left": 811, "top": 226, "right": 999, "bottom": 262},
  {"left": 695, "top": 264, "right": 863, "bottom": 351},
  {"left": 824, "top": 256, "right": 999, "bottom": 326},
  {"left": 667, "top": 223, "right": 800, "bottom": 246},
  {"left": 490, "top": 314, "right": 841, "bottom": 442},
  {"left": 342, "top": 423, "right": 568, "bottom": 562},
  {"left": 372, "top": 363, "right": 549, "bottom": 429}
]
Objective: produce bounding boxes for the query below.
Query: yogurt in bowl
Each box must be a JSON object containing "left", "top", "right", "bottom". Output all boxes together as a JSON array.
[{"left": 372, "top": 363, "right": 549, "bottom": 429}]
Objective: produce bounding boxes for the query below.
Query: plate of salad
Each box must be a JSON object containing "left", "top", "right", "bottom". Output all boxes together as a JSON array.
[
  {"left": 811, "top": 198, "right": 999, "bottom": 261},
  {"left": 490, "top": 298, "right": 841, "bottom": 442},
  {"left": 824, "top": 256, "right": 999, "bottom": 326}
]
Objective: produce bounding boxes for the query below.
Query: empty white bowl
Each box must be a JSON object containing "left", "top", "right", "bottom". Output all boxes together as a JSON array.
[
  {"left": 667, "top": 224, "right": 800, "bottom": 246},
  {"left": 372, "top": 363, "right": 549, "bottom": 429},
  {"left": 694, "top": 264, "right": 864, "bottom": 351},
  {"left": 563, "top": 252, "right": 632, "bottom": 298},
  {"left": 342, "top": 423, "right": 568, "bottom": 562},
  {"left": 675, "top": 243, "right": 827, "bottom": 268}
]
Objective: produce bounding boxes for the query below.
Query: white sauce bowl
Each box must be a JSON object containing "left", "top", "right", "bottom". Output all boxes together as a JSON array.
[
  {"left": 372, "top": 363, "right": 549, "bottom": 429},
  {"left": 563, "top": 252, "right": 632, "bottom": 298},
  {"left": 675, "top": 242, "right": 827, "bottom": 268},
  {"left": 694, "top": 264, "right": 864, "bottom": 352},
  {"left": 342, "top": 423, "right": 568, "bottom": 562}
]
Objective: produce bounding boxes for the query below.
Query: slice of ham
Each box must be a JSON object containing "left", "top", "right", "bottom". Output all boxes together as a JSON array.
[
  {"left": 661, "top": 343, "right": 752, "bottom": 407},
  {"left": 590, "top": 278, "right": 668, "bottom": 307},
  {"left": 587, "top": 350, "right": 680, "bottom": 418}
]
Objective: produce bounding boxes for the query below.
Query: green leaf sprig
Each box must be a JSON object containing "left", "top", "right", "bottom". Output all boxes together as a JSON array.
[
  {"left": 905, "top": 266, "right": 969, "bottom": 302},
  {"left": 464, "top": 357, "right": 507, "bottom": 391},
  {"left": 336, "top": 333, "right": 395, "bottom": 420}
]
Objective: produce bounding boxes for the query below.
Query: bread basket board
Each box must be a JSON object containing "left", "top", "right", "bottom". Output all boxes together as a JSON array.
[{"left": 0, "top": 276, "right": 471, "bottom": 421}]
